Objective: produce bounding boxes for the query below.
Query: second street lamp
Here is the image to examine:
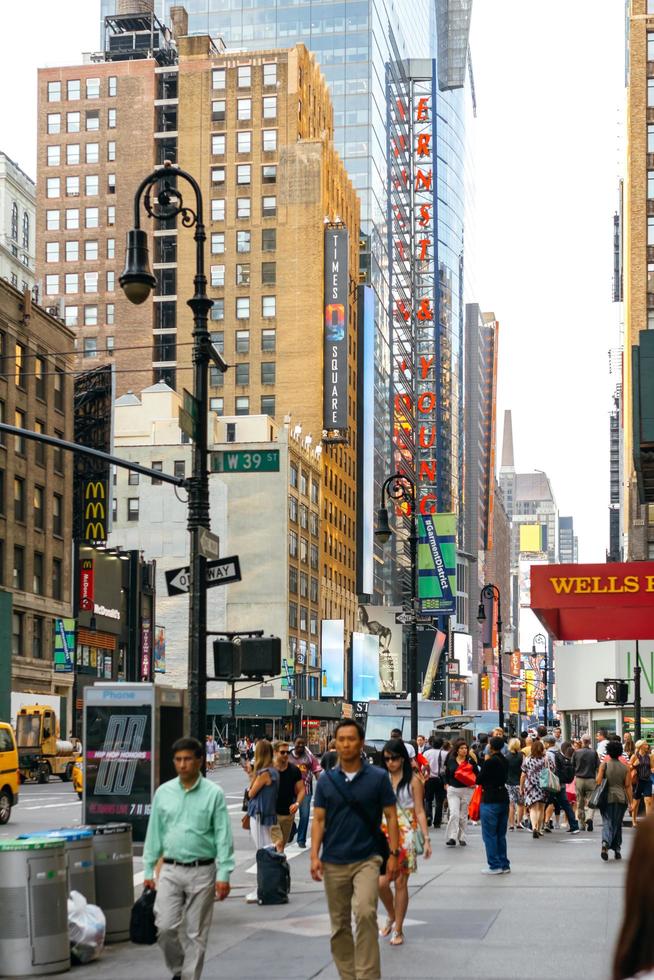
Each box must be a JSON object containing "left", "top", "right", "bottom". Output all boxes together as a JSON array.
[
  {"left": 477, "top": 583, "right": 505, "bottom": 730},
  {"left": 375, "top": 473, "right": 419, "bottom": 740},
  {"left": 121, "top": 161, "right": 227, "bottom": 747}
]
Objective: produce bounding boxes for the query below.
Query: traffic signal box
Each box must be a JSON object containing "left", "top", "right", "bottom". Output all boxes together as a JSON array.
[{"left": 213, "top": 636, "right": 282, "bottom": 679}]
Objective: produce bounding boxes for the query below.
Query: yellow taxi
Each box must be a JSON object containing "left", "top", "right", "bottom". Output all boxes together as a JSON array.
[
  {"left": 72, "top": 754, "right": 83, "bottom": 800},
  {"left": 0, "top": 722, "right": 19, "bottom": 823}
]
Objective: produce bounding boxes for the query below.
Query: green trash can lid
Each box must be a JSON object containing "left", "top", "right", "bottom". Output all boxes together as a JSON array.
[{"left": 0, "top": 838, "right": 64, "bottom": 851}]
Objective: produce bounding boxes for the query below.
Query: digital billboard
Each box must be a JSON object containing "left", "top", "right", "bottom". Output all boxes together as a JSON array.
[
  {"left": 519, "top": 523, "right": 543, "bottom": 554},
  {"left": 323, "top": 226, "right": 349, "bottom": 431},
  {"left": 453, "top": 631, "right": 473, "bottom": 677},
  {"left": 351, "top": 631, "right": 380, "bottom": 702},
  {"left": 321, "top": 620, "right": 345, "bottom": 697},
  {"left": 417, "top": 513, "right": 457, "bottom": 614},
  {"left": 357, "top": 605, "right": 403, "bottom": 693}
]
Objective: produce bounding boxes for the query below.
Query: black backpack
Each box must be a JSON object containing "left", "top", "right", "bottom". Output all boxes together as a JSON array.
[
  {"left": 129, "top": 888, "right": 157, "bottom": 945},
  {"left": 555, "top": 751, "right": 574, "bottom": 786}
]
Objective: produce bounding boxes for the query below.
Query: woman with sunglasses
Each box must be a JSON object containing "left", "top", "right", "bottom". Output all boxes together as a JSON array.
[{"left": 378, "top": 738, "right": 432, "bottom": 946}]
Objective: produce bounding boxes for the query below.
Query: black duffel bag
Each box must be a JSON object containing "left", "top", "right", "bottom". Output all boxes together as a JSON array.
[{"left": 130, "top": 887, "right": 158, "bottom": 945}]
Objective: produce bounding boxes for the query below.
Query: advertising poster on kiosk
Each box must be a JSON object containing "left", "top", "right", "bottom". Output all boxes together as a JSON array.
[
  {"left": 352, "top": 631, "right": 380, "bottom": 701},
  {"left": 83, "top": 684, "right": 155, "bottom": 842}
]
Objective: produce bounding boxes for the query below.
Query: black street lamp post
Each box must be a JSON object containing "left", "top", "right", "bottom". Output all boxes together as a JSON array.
[
  {"left": 477, "top": 583, "right": 504, "bottom": 730},
  {"left": 121, "top": 162, "right": 227, "bottom": 746},
  {"left": 375, "top": 473, "right": 419, "bottom": 740},
  {"left": 532, "top": 632, "right": 548, "bottom": 727}
]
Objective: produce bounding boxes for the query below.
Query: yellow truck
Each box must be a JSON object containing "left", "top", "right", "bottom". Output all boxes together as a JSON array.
[{"left": 15, "top": 705, "right": 77, "bottom": 783}]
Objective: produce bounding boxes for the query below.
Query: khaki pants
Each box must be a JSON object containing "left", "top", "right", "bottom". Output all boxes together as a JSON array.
[
  {"left": 323, "top": 856, "right": 382, "bottom": 980},
  {"left": 270, "top": 813, "right": 295, "bottom": 847},
  {"left": 154, "top": 861, "right": 216, "bottom": 980},
  {"left": 446, "top": 785, "right": 473, "bottom": 842},
  {"left": 575, "top": 777, "right": 597, "bottom": 827}
]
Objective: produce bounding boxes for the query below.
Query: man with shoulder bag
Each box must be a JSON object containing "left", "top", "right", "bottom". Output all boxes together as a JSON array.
[
  {"left": 311, "top": 719, "right": 400, "bottom": 980},
  {"left": 423, "top": 736, "right": 447, "bottom": 829}
]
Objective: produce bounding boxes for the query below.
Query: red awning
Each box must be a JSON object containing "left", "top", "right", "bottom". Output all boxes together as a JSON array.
[{"left": 530, "top": 561, "right": 654, "bottom": 640}]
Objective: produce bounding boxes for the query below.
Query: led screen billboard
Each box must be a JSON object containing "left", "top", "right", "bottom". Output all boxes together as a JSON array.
[
  {"left": 321, "top": 620, "right": 345, "bottom": 697},
  {"left": 352, "top": 631, "right": 380, "bottom": 702}
]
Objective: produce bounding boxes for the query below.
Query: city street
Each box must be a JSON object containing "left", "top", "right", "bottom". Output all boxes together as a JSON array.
[{"left": 9, "top": 766, "right": 628, "bottom": 980}]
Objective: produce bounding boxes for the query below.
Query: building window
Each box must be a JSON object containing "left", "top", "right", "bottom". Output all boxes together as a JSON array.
[
  {"left": 65, "top": 273, "right": 78, "bottom": 293},
  {"left": 127, "top": 498, "right": 139, "bottom": 522},
  {"left": 14, "top": 410, "right": 25, "bottom": 456},
  {"left": 238, "top": 64, "right": 252, "bottom": 87},
  {"left": 85, "top": 174, "right": 98, "bottom": 196},
  {"left": 235, "top": 362, "right": 250, "bottom": 385},
  {"left": 237, "top": 131, "right": 251, "bottom": 153},
  {"left": 236, "top": 263, "right": 250, "bottom": 285},
  {"left": 52, "top": 493, "right": 63, "bottom": 536},
  {"left": 237, "top": 198, "right": 251, "bottom": 219},
  {"left": 262, "top": 295, "right": 276, "bottom": 318},
  {"left": 236, "top": 297, "right": 250, "bottom": 319},
  {"left": 649, "top": 33, "right": 654, "bottom": 61},
  {"left": 210, "top": 299, "right": 224, "bottom": 321},
  {"left": 107, "top": 174, "right": 116, "bottom": 195},
  {"left": 46, "top": 241, "right": 59, "bottom": 263},
  {"left": 210, "top": 397, "right": 224, "bottom": 415},
  {"left": 107, "top": 205, "right": 115, "bottom": 226},
  {"left": 65, "top": 208, "right": 79, "bottom": 229},
  {"left": 174, "top": 460, "right": 186, "bottom": 479},
  {"left": 85, "top": 207, "right": 99, "bottom": 228},
  {"left": 46, "top": 209, "right": 60, "bottom": 231},
  {"left": 66, "top": 175, "right": 80, "bottom": 197},
  {"left": 289, "top": 566, "right": 298, "bottom": 593},
  {"left": 67, "top": 78, "right": 80, "bottom": 100},
  {"left": 45, "top": 275, "right": 59, "bottom": 296},
  {"left": 84, "top": 271, "right": 98, "bottom": 293},
  {"left": 85, "top": 110, "right": 99, "bottom": 132},
  {"left": 52, "top": 558, "right": 62, "bottom": 600},
  {"left": 211, "top": 198, "right": 225, "bottom": 221},
  {"left": 83, "top": 240, "right": 97, "bottom": 261},
  {"left": 262, "top": 196, "right": 277, "bottom": 218},
  {"left": 33, "top": 553, "right": 44, "bottom": 596},
  {"left": 209, "top": 366, "right": 224, "bottom": 386},
  {"left": 107, "top": 140, "right": 116, "bottom": 161},
  {"left": 289, "top": 602, "right": 298, "bottom": 629},
  {"left": 289, "top": 496, "right": 298, "bottom": 522},
  {"left": 291, "top": 465, "right": 298, "bottom": 488},
  {"left": 83, "top": 338, "right": 97, "bottom": 359},
  {"left": 237, "top": 164, "right": 251, "bottom": 185},
  {"left": 649, "top": 78, "right": 654, "bottom": 109},
  {"left": 47, "top": 145, "right": 61, "bottom": 167},
  {"left": 210, "top": 265, "right": 225, "bottom": 288},
  {"left": 67, "top": 111, "right": 81, "bottom": 133},
  {"left": 47, "top": 113, "right": 61, "bottom": 134},
  {"left": 235, "top": 396, "right": 249, "bottom": 415},
  {"left": 48, "top": 80, "right": 61, "bottom": 101},
  {"left": 107, "top": 238, "right": 115, "bottom": 260},
  {"left": 262, "top": 165, "right": 276, "bottom": 184},
  {"left": 261, "top": 395, "right": 275, "bottom": 415},
  {"left": 212, "top": 68, "right": 225, "bottom": 90},
  {"left": 310, "top": 577, "right": 318, "bottom": 602},
  {"left": 14, "top": 477, "right": 25, "bottom": 521},
  {"left": 300, "top": 606, "right": 308, "bottom": 632},
  {"left": 46, "top": 177, "right": 60, "bottom": 199},
  {"left": 262, "top": 228, "right": 276, "bottom": 252},
  {"left": 300, "top": 538, "right": 308, "bottom": 563},
  {"left": 109, "top": 76, "right": 117, "bottom": 96},
  {"left": 237, "top": 230, "right": 251, "bottom": 253},
  {"left": 261, "top": 361, "right": 275, "bottom": 385},
  {"left": 84, "top": 142, "right": 99, "bottom": 165},
  {"left": 211, "top": 167, "right": 225, "bottom": 186},
  {"left": 262, "top": 129, "right": 277, "bottom": 152},
  {"left": 22, "top": 212, "right": 29, "bottom": 249},
  {"left": 237, "top": 98, "right": 252, "bottom": 121},
  {"left": 262, "top": 262, "right": 276, "bottom": 285},
  {"left": 106, "top": 304, "right": 115, "bottom": 326},
  {"left": 15, "top": 343, "right": 26, "bottom": 388},
  {"left": 212, "top": 133, "right": 226, "bottom": 156},
  {"left": 86, "top": 77, "right": 100, "bottom": 99},
  {"left": 54, "top": 370, "right": 64, "bottom": 412},
  {"left": 289, "top": 530, "right": 298, "bottom": 557},
  {"left": 649, "top": 217, "right": 654, "bottom": 248},
  {"left": 310, "top": 543, "right": 318, "bottom": 569},
  {"left": 263, "top": 63, "right": 277, "bottom": 87},
  {"left": 212, "top": 99, "right": 226, "bottom": 122},
  {"left": 235, "top": 330, "right": 250, "bottom": 353},
  {"left": 32, "top": 616, "right": 44, "bottom": 659},
  {"left": 211, "top": 232, "right": 225, "bottom": 254},
  {"left": 106, "top": 271, "right": 115, "bottom": 291},
  {"left": 108, "top": 108, "right": 117, "bottom": 128},
  {"left": 12, "top": 611, "right": 23, "bottom": 655},
  {"left": 263, "top": 96, "right": 277, "bottom": 119},
  {"left": 34, "top": 421, "right": 45, "bottom": 466},
  {"left": 35, "top": 357, "right": 46, "bottom": 400}
]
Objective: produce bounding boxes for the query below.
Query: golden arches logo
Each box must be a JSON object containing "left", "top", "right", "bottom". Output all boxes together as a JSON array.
[
  {"left": 85, "top": 481, "right": 106, "bottom": 500},
  {"left": 85, "top": 501, "right": 105, "bottom": 519},
  {"left": 85, "top": 522, "right": 106, "bottom": 541}
]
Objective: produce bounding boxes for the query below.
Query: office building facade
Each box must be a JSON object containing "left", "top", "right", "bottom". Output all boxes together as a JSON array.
[
  {"left": 558, "top": 516, "right": 578, "bottom": 564},
  {"left": 0, "top": 154, "right": 36, "bottom": 297}
]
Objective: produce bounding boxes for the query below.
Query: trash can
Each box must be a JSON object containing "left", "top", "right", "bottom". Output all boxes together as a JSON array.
[
  {"left": 81, "top": 823, "right": 133, "bottom": 943},
  {"left": 0, "top": 838, "right": 70, "bottom": 976},
  {"left": 18, "top": 830, "right": 95, "bottom": 905}
]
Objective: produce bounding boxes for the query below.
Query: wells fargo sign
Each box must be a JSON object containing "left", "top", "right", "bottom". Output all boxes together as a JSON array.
[{"left": 531, "top": 562, "right": 654, "bottom": 641}]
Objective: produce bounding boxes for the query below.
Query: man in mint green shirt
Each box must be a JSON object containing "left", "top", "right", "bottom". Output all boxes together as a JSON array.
[{"left": 143, "top": 737, "right": 234, "bottom": 980}]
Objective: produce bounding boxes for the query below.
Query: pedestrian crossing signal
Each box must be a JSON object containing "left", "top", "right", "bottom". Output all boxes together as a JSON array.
[{"left": 595, "top": 679, "right": 629, "bottom": 705}]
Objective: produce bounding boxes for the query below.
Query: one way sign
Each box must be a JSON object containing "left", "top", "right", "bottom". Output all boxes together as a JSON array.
[{"left": 165, "top": 555, "right": 242, "bottom": 596}]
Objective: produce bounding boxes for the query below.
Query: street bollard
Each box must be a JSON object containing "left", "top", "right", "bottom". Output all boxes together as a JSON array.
[
  {"left": 0, "top": 838, "right": 70, "bottom": 976},
  {"left": 80, "top": 822, "right": 134, "bottom": 943},
  {"left": 18, "top": 829, "right": 96, "bottom": 905}
]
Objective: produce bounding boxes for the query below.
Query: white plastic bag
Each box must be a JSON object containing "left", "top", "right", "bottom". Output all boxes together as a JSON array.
[{"left": 67, "top": 889, "right": 106, "bottom": 964}]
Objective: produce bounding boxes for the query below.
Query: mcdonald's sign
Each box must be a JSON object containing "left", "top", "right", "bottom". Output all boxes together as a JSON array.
[{"left": 83, "top": 480, "right": 108, "bottom": 542}]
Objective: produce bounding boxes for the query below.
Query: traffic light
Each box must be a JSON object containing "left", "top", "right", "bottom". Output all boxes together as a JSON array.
[
  {"left": 595, "top": 679, "right": 629, "bottom": 705},
  {"left": 213, "top": 640, "right": 241, "bottom": 679},
  {"left": 239, "top": 637, "right": 282, "bottom": 677}
]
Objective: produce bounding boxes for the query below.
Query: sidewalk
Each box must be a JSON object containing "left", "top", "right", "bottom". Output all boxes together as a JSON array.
[{"left": 55, "top": 817, "right": 628, "bottom": 980}]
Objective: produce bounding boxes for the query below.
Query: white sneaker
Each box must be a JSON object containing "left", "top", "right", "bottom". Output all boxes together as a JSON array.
[
  {"left": 245, "top": 891, "right": 258, "bottom": 903},
  {"left": 481, "top": 868, "right": 503, "bottom": 875},
  {"left": 501, "top": 867, "right": 511, "bottom": 874}
]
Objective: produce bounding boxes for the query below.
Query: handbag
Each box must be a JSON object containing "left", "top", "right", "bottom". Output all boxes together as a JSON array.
[
  {"left": 588, "top": 777, "right": 609, "bottom": 810},
  {"left": 539, "top": 766, "right": 560, "bottom": 794},
  {"left": 468, "top": 784, "right": 482, "bottom": 822},
  {"left": 327, "top": 772, "right": 390, "bottom": 874},
  {"left": 454, "top": 761, "right": 477, "bottom": 787},
  {"left": 129, "top": 887, "right": 157, "bottom": 945}
]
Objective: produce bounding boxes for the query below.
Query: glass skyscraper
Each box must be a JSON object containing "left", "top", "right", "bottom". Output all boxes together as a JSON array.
[{"left": 102, "top": 0, "right": 470, "bottom": 600}]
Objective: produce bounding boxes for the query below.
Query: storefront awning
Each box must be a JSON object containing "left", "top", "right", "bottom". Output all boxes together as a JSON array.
[{"left": 530, "top": 561, "right": 654, "bottom": 640}]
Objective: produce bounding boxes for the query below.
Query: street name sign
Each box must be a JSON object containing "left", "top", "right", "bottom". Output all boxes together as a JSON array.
[
  {"left": 395, "top": 610, "right": 416, "bottom": 625},
  {"left": 165, "top": 555, "right": 241, "bottom": 596},
  {"left": 210, "top": 449, "right": 280, "bottom": 473},
  {"left": 178, "top": 407, "right": 198, "bottom": 443},
  {"left": 198, "top": 528, "right": 220, "bottom": 561}
]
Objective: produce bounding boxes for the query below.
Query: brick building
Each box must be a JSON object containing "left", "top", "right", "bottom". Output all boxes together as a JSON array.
[{"left": 0, "top": 279, "right": 75, "bottom": 719}]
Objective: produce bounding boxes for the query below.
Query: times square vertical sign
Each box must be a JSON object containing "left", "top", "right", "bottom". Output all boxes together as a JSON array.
[{"left": 387, "top": 62, "right": 440, "bottom": 515}]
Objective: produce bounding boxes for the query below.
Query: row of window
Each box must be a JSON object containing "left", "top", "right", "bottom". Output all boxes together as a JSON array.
[
  {"left": 288, "top": 532, "right": 319, "bottom": 569},
  {"left": 10, "top": 610, "right": 48, "bottom": 661},
  {"left": 289, "top": 602, "right": 319, "bottom": 635},
  {"left": 47, "top": 109, "right": 116, "bottom": 134},
  {"left": 209, "top": 258, "right": 276, "bottom": 288},
  {"left": 4, "top": 543, "right": 64, "bottom": 601},
  {"left": 212, "top": 130, "right": 277, "bottom": 155},
  {"left": 210, "top": 361, "right": 276, "bottom": 386},
  {"left": 6, "top": 475, "right": 63, "bottom": 536},
  {"left": 47, "top": 141, "right": 116, "bottom": 166},
  {"left": 47, "top": 77, "right": 117, "bottom": 102},
  {"left": 290, "top": 465, "right": 319, "bottom": 503},
  {"left": 212, "top": 164, "right": 276, "bottom": 188},
  {"left": 211, "top": 195, "right": 277, "bottom": 221},
  {"left": 0, "top": 335, "right": 65, "bottom": 408},
  {"left": 80, "top": 336, "right": 114, "bottom": 358},
  {"left": 206, "top": 290, "right": 277, "bottom": 320},
  {"left": 289, "top": 496, "right": 319, "bottom": 536},
  {"left": 47, "top": 239, "right": 115, "bottom": 262},
  {"left": 211, "top": 328, "right": 276, "bottom": 352},
  {"left": 45, "top": 206, "right": 115, "bottom": 229},
  {"left": 45, "top": 272, "right": 115, "bottom": 296},
  {"left": 65, "top": 304, "right": 114, "bottom": 327},
  {"left": 210, "top": 229, "right": 276, "bottom": 257},
  {"left": 212, "top": 95, "right": 278, "bottom": 123},
  {"left": 1, "top": 409, "right": 65, "bottom": 465},
  {"left": 209, "top": 395, "right": 275, "bottom": 416},
  {"left": 10, "top": 204, "right": 30, "bottom": 249},
  {"left": 212, "top": 64, "right": 278, "bottom": 91},
  {"left": 46, "top": 174, "right": 115, "bottom": 198},
  {"left": 289, "top": 567, "right": 319, "bottom": 602}
]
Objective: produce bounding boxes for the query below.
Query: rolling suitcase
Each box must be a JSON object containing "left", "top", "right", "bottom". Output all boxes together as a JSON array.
[{"left": 256, "top": 847, "right": 290, "bottom": 905}]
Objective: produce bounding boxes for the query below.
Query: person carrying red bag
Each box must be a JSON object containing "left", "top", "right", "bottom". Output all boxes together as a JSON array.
[
  {"left": 477, "top": 735, "right": 511, "bottom": 875},
  {"left": 444, "top": 740, "right": 479, "bottom": 847}
]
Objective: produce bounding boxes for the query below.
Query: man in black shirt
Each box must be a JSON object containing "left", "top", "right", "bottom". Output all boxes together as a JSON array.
[
  {"left": 478, "top": 735, "right": 510, "bottom": 875},
  {"left": 271, "top": 740, "right": 305, "bottom": 851}
]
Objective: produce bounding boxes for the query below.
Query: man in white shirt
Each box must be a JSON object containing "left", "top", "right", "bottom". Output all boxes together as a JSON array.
[
  {"left": 423, "top": 737, "right": 448, "bottom": 828},
  {"left": 390, "top": 728, "right": 415, "bottom": 759},
  {"left": 595, "top": 729, "right": 609, "bottom": 759}
]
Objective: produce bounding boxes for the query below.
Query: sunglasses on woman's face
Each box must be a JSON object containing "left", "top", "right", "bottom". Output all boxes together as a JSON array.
[
  {"left": 278, "top": 750, "right": 289, "bottom": 755},
  {"left": 384, "top": 753, "right": 402, "bottom": 762}
]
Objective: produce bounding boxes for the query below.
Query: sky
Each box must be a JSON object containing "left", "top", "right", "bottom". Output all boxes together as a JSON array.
[{"left": 0, "top": 0, "right": 626, "bottom": 564}]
